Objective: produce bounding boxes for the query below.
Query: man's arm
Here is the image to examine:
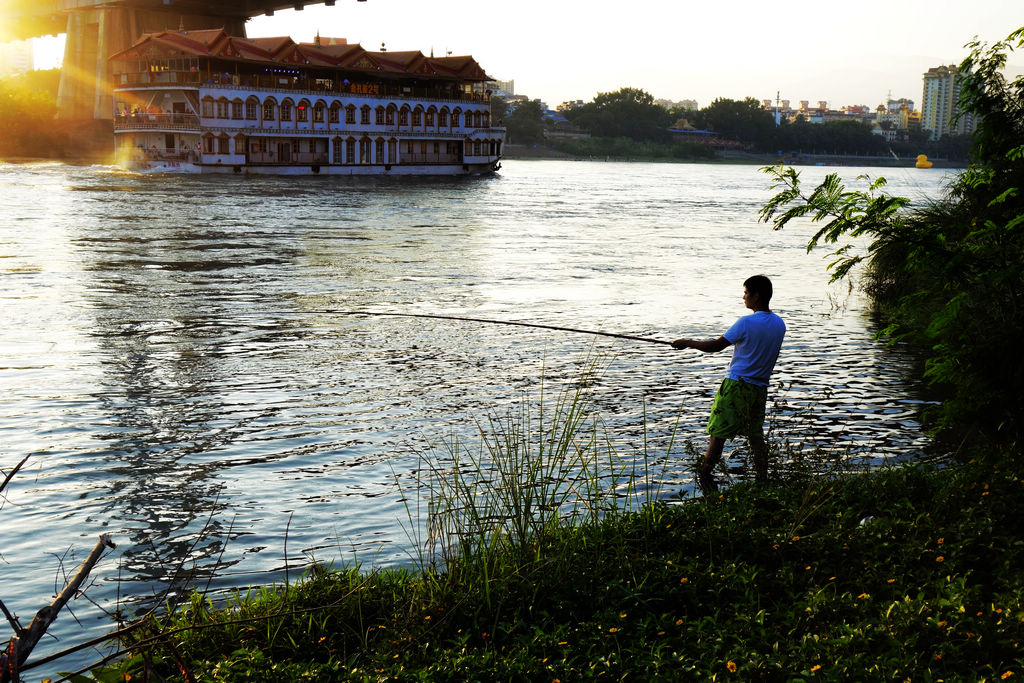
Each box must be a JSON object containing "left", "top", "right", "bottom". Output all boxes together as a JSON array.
[{"left": 672, "top": 336, "right": 730, "bottom": 353}]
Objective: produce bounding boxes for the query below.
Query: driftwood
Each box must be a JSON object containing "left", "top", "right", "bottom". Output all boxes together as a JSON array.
[{"left": 1, "top": 533, "right": 116, "bottom": 683}]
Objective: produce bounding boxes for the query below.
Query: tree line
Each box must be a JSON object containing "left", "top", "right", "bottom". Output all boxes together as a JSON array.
[
  {"left": 498, "top": 87, "right": 973, "bottom": 161},
  {"left": 0, "top": 69, "right": 61, "bottom": 157}
]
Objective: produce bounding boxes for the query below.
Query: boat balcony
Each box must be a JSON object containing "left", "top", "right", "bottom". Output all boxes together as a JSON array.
[
  {"left": 114, "top": 113, "right": 201, "bottom": 132},
  {"left": 113, "top": 70, "right": 492, "bottom": 104}
]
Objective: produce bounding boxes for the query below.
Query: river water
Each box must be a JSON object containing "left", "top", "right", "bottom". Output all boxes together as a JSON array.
[{"left": 1, "top": 159, "right": 953, "bottom": 677}]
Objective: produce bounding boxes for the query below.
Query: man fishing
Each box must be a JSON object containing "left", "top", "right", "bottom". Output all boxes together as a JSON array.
[{"left": 672, "top": 275, "right": 786, "bottom": 493}]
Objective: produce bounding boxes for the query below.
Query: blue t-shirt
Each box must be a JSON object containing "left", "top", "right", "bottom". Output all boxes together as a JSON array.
[{"left": 722, "top": 311, "right": 786, "bottom": 387}]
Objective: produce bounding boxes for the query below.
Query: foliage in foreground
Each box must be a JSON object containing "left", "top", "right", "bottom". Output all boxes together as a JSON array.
[
  {"left": 759, "top": 26, "right": 1024, "bottom": 450},
  {"left": 96, "top": 457, "right": 1024, "bottom": 682}
]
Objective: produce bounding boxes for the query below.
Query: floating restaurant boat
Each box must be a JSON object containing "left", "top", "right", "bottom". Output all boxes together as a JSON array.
[{"left": 108, "top": 29, "right": 505, "bottom": 175}]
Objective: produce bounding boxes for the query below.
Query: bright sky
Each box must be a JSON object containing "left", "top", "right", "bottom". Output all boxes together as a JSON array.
[{"left": 32, "top": 0, "right": 1023, "bottom": 109}]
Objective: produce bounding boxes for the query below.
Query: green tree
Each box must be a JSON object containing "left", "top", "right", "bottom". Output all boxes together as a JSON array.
[
  {"left": 694, "top": 97, "right": 775, "bottom": 149},
  {"left": 505, "top": 99, "right": 544, "bottom": 146},
  {"left": 563, "top": 87, "right": 672, "bottom": 142},
  {"left": 490, "top": 95, "right": 508, "bottom": 125},
  {"left": 0, "top": 69, "right": 60, "bottom": 157},
  {"left": 759, "top": 27, "right": 1024, "bottom": 451}
]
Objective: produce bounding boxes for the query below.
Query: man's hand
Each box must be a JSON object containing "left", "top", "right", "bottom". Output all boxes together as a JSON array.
[{"left": 672, "top": 338, "right": 691, "bottom": 350}]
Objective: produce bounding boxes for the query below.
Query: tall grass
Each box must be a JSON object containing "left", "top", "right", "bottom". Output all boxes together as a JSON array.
[{"left": 399, "top": 357, "right": 674, "bottom": 587}]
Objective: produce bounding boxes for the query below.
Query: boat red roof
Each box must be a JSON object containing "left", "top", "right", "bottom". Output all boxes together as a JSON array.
[{"left": 109, "top": 29, "right": 492, "bottom": 81}]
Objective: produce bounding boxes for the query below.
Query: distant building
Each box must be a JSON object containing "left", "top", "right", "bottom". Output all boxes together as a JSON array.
[
  {"left": 557, "top": 99, "right": 584, "bottom": 112},
  {"left": 887, "top": 97, "right": 914, "bottom": 114},
  {"left": 656, "top": 98, "right": 698, "bottom": 111},
  {"left": 921, "top": 64, "right": 977, "bottom": 141},
  {"left": 487, "top": 78, "right": 515, "bottom": 98},
  {"left": 0, "top": 40, "right": 34, "bottom": 77}
]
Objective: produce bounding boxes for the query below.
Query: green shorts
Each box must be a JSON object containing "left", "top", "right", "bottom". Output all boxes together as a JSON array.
[{"left": 706, "top": 378, "right": 768, "bottom": 440}]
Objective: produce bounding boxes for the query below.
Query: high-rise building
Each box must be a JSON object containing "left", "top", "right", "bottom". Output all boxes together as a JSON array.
[{"left": 921, "top": 64, "right": 977, "bottom": 141}]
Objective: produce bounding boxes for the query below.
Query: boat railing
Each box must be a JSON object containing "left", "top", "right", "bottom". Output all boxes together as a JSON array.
[
  {"left": 114, "top": 71, "right": 490, "bottom": 103},
  {"left": 401, "top": 152, "right": 462, "bottom": 164},
  {"left": 126, "top": 146, "right": 201, "bottom": 163},
  {"left": 247, "top": 151, "right": 331, "bottom": 165},
  {"left": 114, "top": 113, "right": 201, "bottom": 131}
]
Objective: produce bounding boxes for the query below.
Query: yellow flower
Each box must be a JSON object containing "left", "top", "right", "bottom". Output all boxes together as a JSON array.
[
  {"left": 887, "top": 578, "right": 896, "bottom": 584},
  {"left": 1001, "top": 672, "right": 1013, "bottom": 680},
  {"left": 680, "top": 577, "right": 689, "bottom": 584},
  {"left": 811, "top": 664, "right": 822, "bottom": 672},
  {"left": 676, "top": 619, "right": 684, "bottom": 626},
  {"left": 727, "top": 661, "right": 737, "bottom": 673},
  {"left": 620, "top": 613, "right": 627, "bottom": 619},
  {"left": 609, "top": 627, "right": 618, "bottom": 633},
  {"left": 936, "top": 556, "right": 945, "bottom": 563},
  {"left": 937, "top": 537, "right": 945, "bottom": 544}
]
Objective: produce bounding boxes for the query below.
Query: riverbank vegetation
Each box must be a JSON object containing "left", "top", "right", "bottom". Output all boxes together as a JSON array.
[
  {"left": 97, "top": 457, "right": 1024, "bottom": 681},
  {"left": 52, "top": 26, "right": 1024, "bottom": 682},
  {"left": 0, "top": 69, "right": 61, "bottom": 157}
]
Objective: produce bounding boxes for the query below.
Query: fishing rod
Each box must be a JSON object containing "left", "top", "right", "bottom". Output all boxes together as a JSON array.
[{"left": 316, "top": 310, "right": 674, "bottom": 346}]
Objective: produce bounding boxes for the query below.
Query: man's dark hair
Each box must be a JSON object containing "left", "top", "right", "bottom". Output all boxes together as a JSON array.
[{"left": 744, "top": 275, "right": 773, "bottom": 304}]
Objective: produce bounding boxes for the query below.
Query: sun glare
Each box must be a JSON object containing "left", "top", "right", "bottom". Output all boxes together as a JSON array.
[{"left": 31, "top": 34, "right": 65, "bottom": 70}]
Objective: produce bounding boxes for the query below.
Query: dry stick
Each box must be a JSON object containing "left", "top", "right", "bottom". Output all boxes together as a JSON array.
[
  {"left": 319, "top": 311, "right": 675, "bottom": 346},
  {"left": 0, "top": 455, "right": 30, "bottom": 496},
  {"left": 2, "top": 534, "right": 116, "bottom": 682}
]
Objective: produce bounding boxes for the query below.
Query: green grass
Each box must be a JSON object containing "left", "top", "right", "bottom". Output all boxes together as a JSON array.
[{"left": 90, "top": 368, "right": 1024, "bottom": 682}]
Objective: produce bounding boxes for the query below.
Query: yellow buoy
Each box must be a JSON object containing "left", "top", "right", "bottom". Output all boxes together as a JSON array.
[{"left": 915, "top": 154, "right": 933, "bottom": 169}]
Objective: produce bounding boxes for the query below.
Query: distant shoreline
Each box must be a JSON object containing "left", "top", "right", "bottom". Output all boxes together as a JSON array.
[{"left": 502, "top": 143, "right": 965, "bottom": 168}]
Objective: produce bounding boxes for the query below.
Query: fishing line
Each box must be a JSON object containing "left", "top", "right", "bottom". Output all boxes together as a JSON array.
[{"left": 314, "top": 310, "right": 674, "bottom": 346}]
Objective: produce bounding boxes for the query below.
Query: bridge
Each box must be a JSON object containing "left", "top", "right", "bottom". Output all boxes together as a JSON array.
[{"left": 0, "top": 0, "right": 343, "bottom": 124}]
